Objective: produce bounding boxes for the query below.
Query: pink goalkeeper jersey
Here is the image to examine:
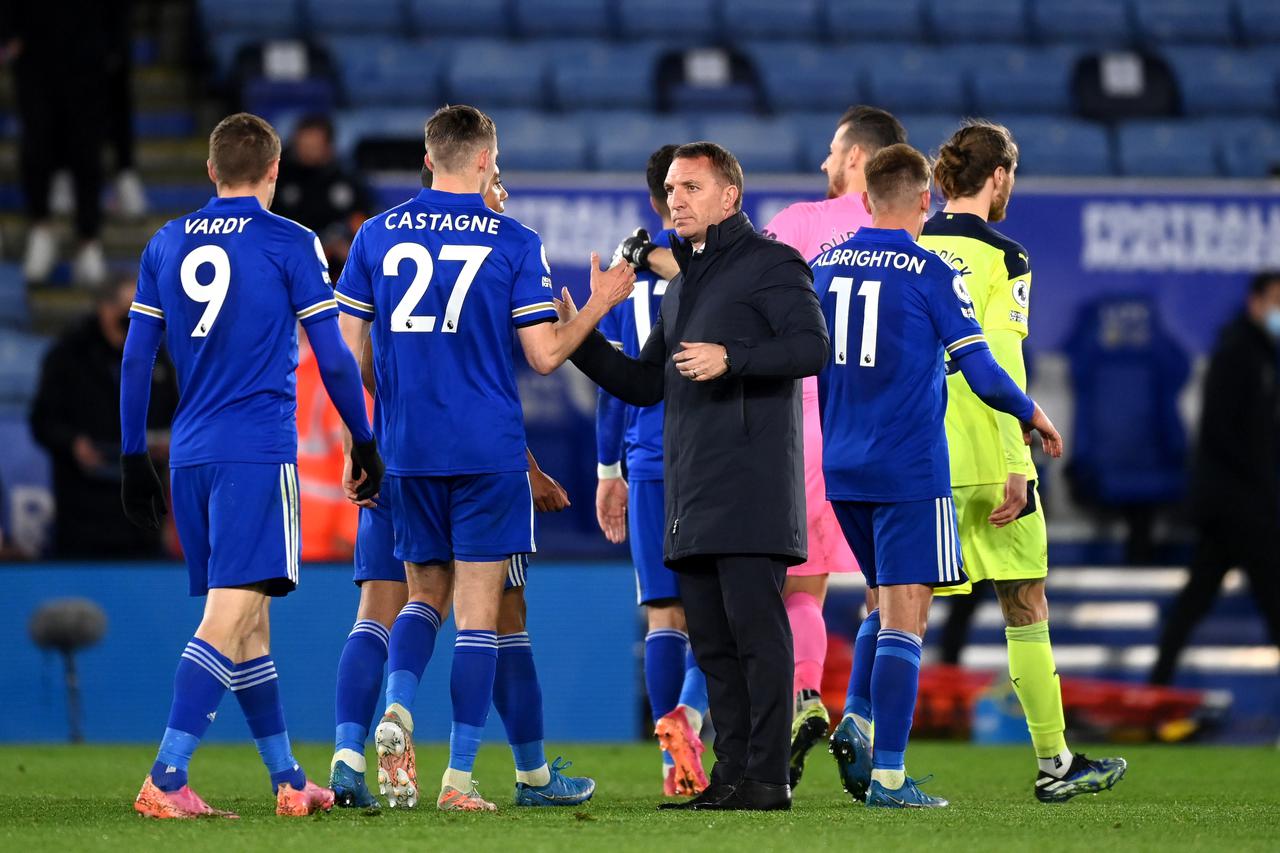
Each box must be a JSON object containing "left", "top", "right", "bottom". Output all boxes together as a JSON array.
[{"left": 762, "top": 193, "right": 867, "bottom": 575}]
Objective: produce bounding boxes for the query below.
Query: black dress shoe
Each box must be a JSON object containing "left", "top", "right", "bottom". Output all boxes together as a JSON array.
[
  {"left": 657, "top": 783, "right": 735, "bottom": 810},
  {"left": 706, "top": 779, "right": 792, "bottom": 811}
]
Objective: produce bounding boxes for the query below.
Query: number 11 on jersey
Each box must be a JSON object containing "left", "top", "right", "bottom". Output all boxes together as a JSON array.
[{"left": 830, "top": 277, "right": 881, "bottom": 367}]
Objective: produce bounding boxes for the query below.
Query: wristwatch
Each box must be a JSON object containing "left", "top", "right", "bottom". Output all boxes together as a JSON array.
[{"left": 723, "top": 351, "right": 732, "bottom": 371}]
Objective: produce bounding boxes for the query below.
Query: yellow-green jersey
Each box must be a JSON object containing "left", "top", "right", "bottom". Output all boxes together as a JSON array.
[{"left": 920, "top": 211, "right": 1036, "bottom": 487}]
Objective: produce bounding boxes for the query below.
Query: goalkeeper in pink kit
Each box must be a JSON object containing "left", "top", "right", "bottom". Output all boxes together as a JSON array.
[{"left": 761, "top": 106, "right": 907, "bottom": 788}]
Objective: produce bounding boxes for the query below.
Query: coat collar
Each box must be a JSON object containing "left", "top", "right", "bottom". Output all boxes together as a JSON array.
[{"left": 672, "top": 211, "right": 754, "bottom": 272}]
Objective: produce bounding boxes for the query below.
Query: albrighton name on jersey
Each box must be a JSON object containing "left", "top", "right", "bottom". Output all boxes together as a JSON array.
[
  {"left": 128, "top": 195, "right": 338, "bottom": 467},
  {"left": 335, "top": 188, "right": 558, "bottom": 477},
  {"left": 814, "top": 227, "right": 988, "bottom": 503}
]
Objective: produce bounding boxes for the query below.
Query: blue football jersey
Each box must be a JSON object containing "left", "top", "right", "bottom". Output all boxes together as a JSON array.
[
  {"left": 814, "top": 227, "right": 987, "bottom": 503},
  {"left": 335, "top": 188, "right": 557, "bottom": 476},
  {"left": 129, "top": 195, "right": 338, "bottom": 467},
  {"left": 598, "top": 228, "right": 676, "bottom": 481}
]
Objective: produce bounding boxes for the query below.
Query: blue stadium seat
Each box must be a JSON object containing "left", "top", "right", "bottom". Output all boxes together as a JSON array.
[
  {"left": 199, "top": 0, "right": 300, "bottom": 36},
  {"left": 895, "top": 113, "right": 965, "bottom": 154},
  {"left": 485, "top": 111, "right": 589, "bottom": 171},
  {"left": 861, "top": 46, "right": 968, "bottom": 114},
  {"left": 1115, "top": 121, "right": 1220, "bottom": 177},
  {"left": 1028, "top": 0, "right": 1133, "bottom": 45},
  {"left": 0, "top": 264, "right": 28, "bottom": 330},
  {"left": 513, "top": 0, "right": 613, "bottom": 37},
  {"left": 694, "top": 116, "right": 802, "bottom": 173},
  {"left": 1216, "top": 118, "right": 1280, "bottom": 177},
  {"left": 1012, "top": 117, "right": 1114, "bottom": 176},
  {"left": 1238, "top": 0, "right": 1280, "bottom": 45},
  {"left": 926, "top": 0, "right": 1027, "bottom": 42},
  {"left": 304, "top": 0, "right": 404, "bottom": 35},
  {"left": 1165, "top": 48, "right": 1278, "bottom": 116},
  {"left": 723, "top": 0, "right": 823, "bottom": 40},
  {"left": 826, "top": 0, "right": 925, "bottom": 42},
  {"left": 789, "top": 111, "right": 846, "bottom": 172},
  {"left": 591, "top": 113, "right": 697, "bottom": 172},
  {"left": 1065, "top": 295, "right": 1190, "bottom": 508},
  {"left": 328, "top": 37, "right": 443, "bottom": 106},
  {"left": 0, "top": 331, "right": 49, "bottom": 404},
  {"left": 551, "top": 43, "right": 662, "bottom": 110},
  {"left": 445, "top": 40, "right": 552, "bottom": 108},
  {"left": 616, "top": 0, "right": 718, "bottom": 41},
  {"left": 1132, "top": 0, "right": 1233, "bottom": 45},
  {"left": 746, "top": 43, "right": 862, "bottom": 112},
  {"left": 969, "top": 47, "right": 1074, "bottom": 114},
  {"left": 333, "top": 108, "right": 433, "bottom": 160},
  {"left": 407, "top": 0, "right": 512, "bottom": 36}
]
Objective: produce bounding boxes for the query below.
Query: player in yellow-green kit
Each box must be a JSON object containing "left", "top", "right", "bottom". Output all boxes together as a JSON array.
[{"left": 920, "top": 121, "right": 1126, "bottom": 803}]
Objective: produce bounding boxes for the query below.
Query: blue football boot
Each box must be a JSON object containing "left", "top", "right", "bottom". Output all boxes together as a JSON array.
[
  {"left": 829, "top": 716, "right": 873, "bottom": 802},
  {"left": 330, "top": 758, "right": 380, "bottom": 809},
  {"left": 514, "top": 757, "right": 596, "bottom": 807},
  {"left": 866, "top": 775, "right": 949, "bottom": 809},
  {"left": 1035, "top": 754, "right": 1127, "bottom": 803}
]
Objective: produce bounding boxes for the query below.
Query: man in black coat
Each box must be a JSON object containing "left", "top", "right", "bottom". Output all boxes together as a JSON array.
[
  {"left": 30, "top": 276, "right": 179, "bottom": 557},
  {"left": 1151, "top": 271, "right": 1280, "bottom": 684},
  {"left": 565, "top": 142, "right": 829, "bottom": 810}
]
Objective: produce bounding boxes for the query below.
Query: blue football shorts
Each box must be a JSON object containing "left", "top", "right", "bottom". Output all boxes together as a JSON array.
[
  {"left": 831, "top": 496, "right": 968, "bottom": 590},
  {"left": 170, "top": 461, "right": 300, "bottom": 597},
  {"left": 355, "top": 483, "right": 531, "bottom": 590},
  {"left": 629, "top": 478, "right": 680, "bottom": 605},
  {"left": 386, "top": 471, "right": 536, "bottom": 566}
]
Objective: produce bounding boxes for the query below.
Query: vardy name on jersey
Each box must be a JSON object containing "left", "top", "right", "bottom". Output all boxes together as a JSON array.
[{"left": 128, "top": 195, "right": 339, "bottom": 467}]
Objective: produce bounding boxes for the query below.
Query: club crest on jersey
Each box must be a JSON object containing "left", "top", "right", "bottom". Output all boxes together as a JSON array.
[
  {"left": 1012, "top": 279, "right": 1030, "bottom": 307},
  {"left": 952, "top": 275, "right": 973, "bottom": 305}
]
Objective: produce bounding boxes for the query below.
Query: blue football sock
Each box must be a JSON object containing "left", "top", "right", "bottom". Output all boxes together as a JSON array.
[
  {"left": 448, "top": 629, "right": 498, "bottom": 772},
  {"left": 645, "top": 629, "right": 687, "bottom": 724},
  {"left": 677, "top": 646, "right": 709, "bottom": 721},
  {"left": 844, "top": 608, "right": 881, "bottom": 720},
  {"left": 870, "top": 627, "right": 923, "bottom": 772},
  {"left": 334, "top": 619, "right": 390, "bottom": 757},
  {"left": 151, "top": 638, "right": 232, "bottom": 792},
  {"left": 385, "top": 602, "right": 441, "bottom": 712},
  {"left": 232, "top": 656, "right": 306, "bottom": 793},
  {"left": 493, "top": 632, "right": 546, "bottom": 773}
]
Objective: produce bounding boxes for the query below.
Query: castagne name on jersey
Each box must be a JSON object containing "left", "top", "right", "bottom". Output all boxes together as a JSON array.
[
  {"left": 384, "top": 210, "right": 501, "bottom": 235},
  {"left": 812, "top": 247, "right": 927, "bottom": 275}
]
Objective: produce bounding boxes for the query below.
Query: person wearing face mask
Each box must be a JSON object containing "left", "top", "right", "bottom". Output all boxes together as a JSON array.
[
  {"left": 1150, "top": 271, "right": 1280, "bottom": 686},
  {"left": 29, "top": 274, "right": 179, "bottom": 557}
]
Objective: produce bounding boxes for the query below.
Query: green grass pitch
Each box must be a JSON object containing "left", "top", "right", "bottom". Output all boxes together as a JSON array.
[{"left": 1, "top": 742, "right": 1276, "bottom": 852}]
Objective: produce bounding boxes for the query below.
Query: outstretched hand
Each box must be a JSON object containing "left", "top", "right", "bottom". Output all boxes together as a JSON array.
[{"left": 1022, "top": 404, "right": 1064, "bottom": 458}]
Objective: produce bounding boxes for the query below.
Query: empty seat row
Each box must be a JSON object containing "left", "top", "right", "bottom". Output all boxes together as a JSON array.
[
  {"left": 276, "top": 37, "right": 1280, "bottom": 118},
  {"left": 330, "top": 109, "right": 1280, "bottom": 177},
  {"left": 199, "top": 0, "right": 1280, "bottom": 46}
]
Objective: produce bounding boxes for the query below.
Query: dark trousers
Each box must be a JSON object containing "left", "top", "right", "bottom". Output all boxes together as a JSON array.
[
  {"left": 676, "top": 554, "right": 792, "bottom": 787},
  {"left": 1151, "top": 518, "right": 1280, "bottom": 685},
  {"left": 14, "top": 61, "right": 106, "bottom": 239}
]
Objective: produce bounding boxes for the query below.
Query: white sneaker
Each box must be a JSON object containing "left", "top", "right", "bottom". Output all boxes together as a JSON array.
[
  {"left": 116, "top": 169, "right": 149, "bottom": 218},
  {"left": 72, "top": 241, "right": 107, "bottom": 287},
  {"left": 22, "top": 224, "right": 58, "bottom": 282},
  {"left": 49, "top": 170, "right": 75, "bottom": 216}
]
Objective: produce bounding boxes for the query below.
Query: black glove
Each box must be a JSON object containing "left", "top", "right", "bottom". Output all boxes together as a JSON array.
[
  {"left": 615, "top": 227, "right": 657, "bottom": 270},
  {"left": 349, "top": 438, "right": 385, "bottom": 503},
  {"left": 120, "top": 453, "right": 166, "bottom": 530}
]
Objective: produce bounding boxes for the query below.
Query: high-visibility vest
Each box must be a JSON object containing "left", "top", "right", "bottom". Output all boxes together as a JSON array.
[{"left": 295, "top": 346, "right": 367, "bottom": 561}]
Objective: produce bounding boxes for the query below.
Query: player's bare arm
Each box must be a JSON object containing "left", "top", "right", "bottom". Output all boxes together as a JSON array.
[{"left": 518, "top": 252, "right": 635, "bottom": 374}]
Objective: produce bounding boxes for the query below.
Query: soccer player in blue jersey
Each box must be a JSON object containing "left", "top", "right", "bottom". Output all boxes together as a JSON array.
[
  {"left": 334, "top": 105, "right": 634, "bottom": 812},
  {"left": 598, "top": 145, "right": 710, "bottom": 797},
  {"left": 328, "top": 165, "right": 593, "bottom": 811},
  {"left": 120, "top": 113, "right": 383, "bottom": 819},
  {"left": 811, "top": 144, "right": 1062, "bottom": 808}
]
